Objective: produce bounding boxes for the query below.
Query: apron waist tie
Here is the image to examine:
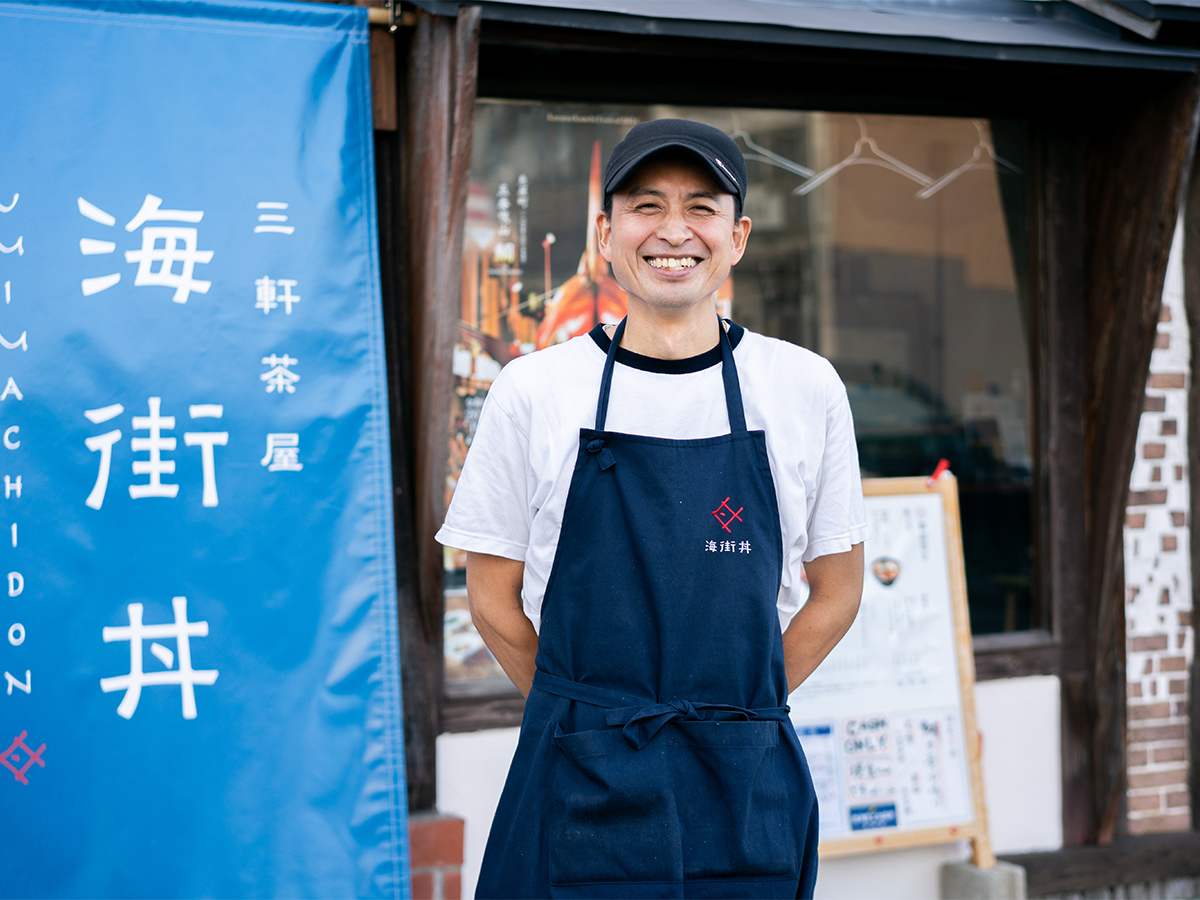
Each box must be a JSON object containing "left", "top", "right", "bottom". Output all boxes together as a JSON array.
[
  {"left": 607, "top": 701, "right": 792, "bottom": 750},
  {"left": 534, "top": 669, "right": 791, "bottom": 751}
]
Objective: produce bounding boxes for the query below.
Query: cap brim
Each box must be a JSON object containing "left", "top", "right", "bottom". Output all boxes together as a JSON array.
[{"left": 604, "top": 139, "right": 742, "bottom": 200}]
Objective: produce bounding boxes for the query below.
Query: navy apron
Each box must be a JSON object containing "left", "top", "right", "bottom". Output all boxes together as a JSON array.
[{"left": 477, "top": 319, "right": 819, "bottom": 899}]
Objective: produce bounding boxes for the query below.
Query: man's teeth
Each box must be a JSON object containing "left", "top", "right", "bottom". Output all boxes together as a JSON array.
[{"left": 647, "top": 257, "right": 698, "bottom": 269}]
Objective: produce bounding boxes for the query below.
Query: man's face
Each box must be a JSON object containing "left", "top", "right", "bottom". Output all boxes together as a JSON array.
[{"left": 597, "top": 156, "right": 751, "bottom": 316}]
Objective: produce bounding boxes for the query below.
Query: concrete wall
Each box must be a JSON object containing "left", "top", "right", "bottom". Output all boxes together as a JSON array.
[{"left": 436, "top": 674, "right": 1063, "bottom": 898}]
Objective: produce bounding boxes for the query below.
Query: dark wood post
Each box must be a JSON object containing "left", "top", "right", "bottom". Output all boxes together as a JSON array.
[
  {"left": 1052, "top": 72, "right": 1200, "bottom": 846},
  {"left": 1040, "top": 120, "right": 1090, "bottom": 846},
  {"left": 397, "top": 6, "right": 481, "bottom": 811}
]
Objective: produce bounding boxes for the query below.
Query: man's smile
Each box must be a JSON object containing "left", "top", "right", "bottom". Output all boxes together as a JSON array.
[{"left": 646, "top": 256, "right": 699, "bottom": 269}]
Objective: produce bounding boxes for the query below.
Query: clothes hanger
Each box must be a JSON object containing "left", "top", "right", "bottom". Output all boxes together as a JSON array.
[
  {"left": 794, "top": 116, "right": 932, "bottom": 196},
  {"left": 731, "top": 129, "right": 815, "bottom": 180},
  {"left": 915, "top": 120, "right": 1023, "bottom": 199}
]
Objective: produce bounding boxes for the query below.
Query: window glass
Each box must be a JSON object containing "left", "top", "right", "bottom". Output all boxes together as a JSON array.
[{"left": 444, "top": 100, "right": 1033, "bottom": 692}]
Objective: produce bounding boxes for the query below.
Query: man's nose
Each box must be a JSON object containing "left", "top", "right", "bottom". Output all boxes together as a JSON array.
[{"left": 655, "top": 207, "right": 692, "bottom": 244}]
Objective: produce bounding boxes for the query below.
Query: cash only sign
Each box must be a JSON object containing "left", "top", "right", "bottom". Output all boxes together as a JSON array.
[{"left": 0, "top": 2, "right": 409, "bottom": 897}]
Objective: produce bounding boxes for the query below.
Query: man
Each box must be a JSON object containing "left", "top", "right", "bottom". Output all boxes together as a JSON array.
[{"left": 436, "top": 118, "right": 866, "bottom": 898}]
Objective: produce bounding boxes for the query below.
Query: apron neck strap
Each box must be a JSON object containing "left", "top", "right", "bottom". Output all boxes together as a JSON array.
[
  {"left": 595, "top": 317, "right": 625, "bottom": 432},
  {"left": 718, "top": 318, "right": 748, "bottom": 432},
  {"left": 595, "top": 316, "right": 748, "bottom": 434}
]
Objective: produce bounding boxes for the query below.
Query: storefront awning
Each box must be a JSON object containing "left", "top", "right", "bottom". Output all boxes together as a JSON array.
[{"left": 409, "top": 0, "right": 1200, "bottom": 70}]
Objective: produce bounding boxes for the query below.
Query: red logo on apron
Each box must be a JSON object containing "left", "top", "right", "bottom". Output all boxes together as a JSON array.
[{"left": 711, "top": 497, "right": 744, "bottom": 532}]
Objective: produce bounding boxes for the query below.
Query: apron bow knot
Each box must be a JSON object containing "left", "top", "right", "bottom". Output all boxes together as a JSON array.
[
  {"left": 586, "top": 438, "right": 615, "bottom": 471},
  {"left": 607, "top": 699, "right": 755, "bottom": 750}
]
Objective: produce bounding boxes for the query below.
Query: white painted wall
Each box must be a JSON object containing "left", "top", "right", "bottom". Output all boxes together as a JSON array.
[
  {"left": 815, "top": 842, "right": 970, "bottom": 899},
  {"left": 436, "top": 675, "right": 1062, "bottom": 898},
  {"left": 1124, "top": 218, "right": 1194, "bottom": 832},
  {"left": 436, "top": 727, "right": 520, "bottom": 899},
  {"left": 974, "top": 675, "right": 1063, "bottom": 854}
]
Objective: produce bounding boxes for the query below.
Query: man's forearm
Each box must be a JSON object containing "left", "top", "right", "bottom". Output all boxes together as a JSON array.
[
  {"left": 465, "top": 551, "right": 539, "bottom": 696},
  {"left": 782, "top": 543, "right": 864, "bottom": 693}
]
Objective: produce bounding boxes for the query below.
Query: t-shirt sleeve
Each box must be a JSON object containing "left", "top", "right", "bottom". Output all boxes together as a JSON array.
[
  {"left": 435, "top": 375, "right": 532, "bottom": 562},
  {"left": 776, "top": 374, "right": 869, "bottom": 630},
  {"left": 802, "top": 386, "right": 869, "bottom": 563}
]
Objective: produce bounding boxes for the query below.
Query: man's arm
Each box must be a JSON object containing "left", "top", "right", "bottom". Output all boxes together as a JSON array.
[
  {"left": 465, "top": 551, "right": 539, "bottom": 697},
  {"left": 782, "top": 543, "right": 864, "bottom": 693}
]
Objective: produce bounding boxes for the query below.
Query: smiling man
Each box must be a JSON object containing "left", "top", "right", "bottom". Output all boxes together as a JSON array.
[{"left": 436, "top": 118, "right": 867, "bottom": 899}]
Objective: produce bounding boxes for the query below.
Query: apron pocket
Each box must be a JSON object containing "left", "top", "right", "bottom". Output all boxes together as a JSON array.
[
  {"left": 550, "top": 725, "right": 685, "bottom": 890},
  {"left": 548, "top": 719, "right": 798, "bottom": 892},
  {"left": 670, "top": 721, "right": 798, "bottom": 882}
]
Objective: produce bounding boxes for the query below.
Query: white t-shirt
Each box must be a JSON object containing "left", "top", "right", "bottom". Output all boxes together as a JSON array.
[{"left": 436, "top": 323, "right": 869, "bottom": 633}]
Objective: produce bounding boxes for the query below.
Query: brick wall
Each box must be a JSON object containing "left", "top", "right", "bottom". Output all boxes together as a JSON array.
[
  {"left": 409, "top": 812, "right": 465, "bottom": 900},
  {"left": 1124, "top": 223, "right": 1194, "bottom": 835}
]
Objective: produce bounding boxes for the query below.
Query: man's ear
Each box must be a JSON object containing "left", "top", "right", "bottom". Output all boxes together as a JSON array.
[
  {"left": 730, "top": 215, "right": 752, "bottom": 266},
  {"left": 596, "top": 212, "right": 613, "bottom": 262}
]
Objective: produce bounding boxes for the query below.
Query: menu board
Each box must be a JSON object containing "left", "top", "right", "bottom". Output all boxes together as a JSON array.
[{"left": 790, "top": 475, "right": 992, "bottom": 862}]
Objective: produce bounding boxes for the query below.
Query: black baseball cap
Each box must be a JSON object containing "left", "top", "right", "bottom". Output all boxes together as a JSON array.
[{"left": 603, "top": 118, "right": 747, "bottom": 210}]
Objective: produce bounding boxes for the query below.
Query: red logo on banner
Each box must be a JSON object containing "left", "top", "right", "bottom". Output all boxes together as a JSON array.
[{"left": 2, "top": 730, "right": 45, "bottom": 785}]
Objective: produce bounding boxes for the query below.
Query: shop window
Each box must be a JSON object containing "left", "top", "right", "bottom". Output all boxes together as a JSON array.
[{"left": 443, "top": 100, "right": 1033, "bottom": 697}]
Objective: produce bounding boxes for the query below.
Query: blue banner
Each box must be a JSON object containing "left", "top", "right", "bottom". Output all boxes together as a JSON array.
[{"left": 0, "top": 2, "right": 408, "bottom": 896}]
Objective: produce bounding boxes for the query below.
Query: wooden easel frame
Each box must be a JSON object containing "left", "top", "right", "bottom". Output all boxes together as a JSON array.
[{"left": 817, "top": 475, "right": 994, "bottom": 868}]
